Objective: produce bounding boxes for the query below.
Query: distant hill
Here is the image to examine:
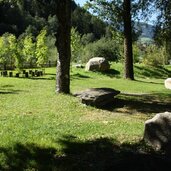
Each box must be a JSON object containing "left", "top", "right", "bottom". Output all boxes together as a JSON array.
[
  {"left": 140, "top": 23, "right": 155, "bottom": 39},
  {"left": 135, "top": 22, "right": 155, "bottom": 44}
]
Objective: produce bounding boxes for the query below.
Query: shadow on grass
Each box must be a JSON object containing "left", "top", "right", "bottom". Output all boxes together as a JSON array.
[
  {"left": 0, "top": 86, "right": 25, "bottom": 94},
  {"left": 0, "top": 91, "right": 19, "bottom": 94},
  {"left": 0, "top": 136, "right": 170, "bottom": 171},
  {"left": 135, "top": 65, "right": 171, "bottom": 79},
  {"left": 28, "top": 76, "right": 55, "bottom": 80},
  {"left": 135, "top": 79, "right": 164, "bottom": 85},
  {"left": 1, "top": 85, "right": 14, "bottom": 88},
  {"left": 101, "top": 69, "right": 121, "bottom": 78},
  {"left": 71, "top": 73, "right": 91, "bottom": 80},
  {"left": 105, "top": 93, "right": 171, "bottom": 114}
]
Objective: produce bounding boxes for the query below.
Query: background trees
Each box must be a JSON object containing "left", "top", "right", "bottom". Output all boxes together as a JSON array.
[
  {"left": 71, "top": 27, "right": 82, "bottom": 63},
  {"left": 0, "top": 29, "right": 49, "bottom": 70},
  {"left": 22, "top": 34, "right": 35, "bottom": 68},
  {"left": 86, "top": 0, "right": 138, "bottom": 80},
  {"left": 152, "top": 0, "right": 171, "bottom": 64},
  {"left": 35, "top": 29, "right": 48, "bottom": 67}
]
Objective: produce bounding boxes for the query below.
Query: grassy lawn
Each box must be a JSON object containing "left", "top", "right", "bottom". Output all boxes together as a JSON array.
[{"left": 0, "top": 63, "right": 171, "bottom": 170}]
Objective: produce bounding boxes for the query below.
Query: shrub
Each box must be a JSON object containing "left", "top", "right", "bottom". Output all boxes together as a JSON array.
[
  {"left": 81, "top": 33, "right": 95, "bottom": 45},
  {"left": 133, "top": 43, "right": 141, "bottom": 63},
  {"left": 80, "top": 37, "right": 121, "bottom": 63},
  {"left": 142, "top": 45, "right": 165, "bottom": 67}
]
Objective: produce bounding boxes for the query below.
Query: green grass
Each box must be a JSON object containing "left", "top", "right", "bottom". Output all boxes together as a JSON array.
[{"left": 0, "top": 63, "right": 171, "bottom": 170}]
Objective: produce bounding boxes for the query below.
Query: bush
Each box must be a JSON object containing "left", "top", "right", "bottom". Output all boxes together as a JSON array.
[
  {"left": 133, "top": 43, "right": 141, "bottom": 63},
  {"left": 142, "top": 45, "right": 165, "bottom": 67},
  {"left": 80, "top": 37, "right": 121, "bottom": 63},
  {"left": 81, "top": 33, "right": 95, "bottom": 45}
]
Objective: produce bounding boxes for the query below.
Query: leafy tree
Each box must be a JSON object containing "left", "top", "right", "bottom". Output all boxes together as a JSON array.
[
  {"left": 35, "top": 29, "right": 48, "bottom": 67},
  {"left": 71, "top": 27, "right": 82, "bottom": 62},
  {"left": 72, "top": 4, "right": 107, "bottom": 40},
  {"left": 72, "top": 6, "right": 92, "bottom": 35},
  {"left": 8, "top": 33, "right": 17, "bottom": 69},
  {"left": 16, "top": 35, "right": 25, "bottom": 69},
  {"left": 152, "top": 0, "right": 171, "bottom": 64},
  {"left": 23, "top": 34, "right": 36, "bottom": 68},
  {"left": 142, "top": 45, "right": 165, "bottom": 67},
  {"left": 81, "top": 33, "right": 95, "bottom": 45},
  {"left": 46, "top": 35, "right": 57, "bottom": 63},
  {"left": 0, "top": 33, "right": 17, "bottom": 70},
  {"left": 86, "top": 0, "right": 150, "bottom": 80},
  {"left": 81, "top": 37, "right": 120, "bottom": 63}
]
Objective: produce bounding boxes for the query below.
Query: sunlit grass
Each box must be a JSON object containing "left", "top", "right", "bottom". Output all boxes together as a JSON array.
[{"left": 0, "top": 63, "right": 171, "bottom": 170}]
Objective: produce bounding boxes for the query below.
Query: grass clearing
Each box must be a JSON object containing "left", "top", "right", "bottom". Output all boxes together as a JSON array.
[{"left": 0, "top": 63, "right": 171, "bottom": 170}]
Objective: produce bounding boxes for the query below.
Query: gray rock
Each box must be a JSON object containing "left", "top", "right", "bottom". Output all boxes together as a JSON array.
[
  {"left": 144, "top": 112, "right": 171, "bottom": 151},
  {"left": 85, "top": 57, "right": 110, "bottom": 72},
  {"left": 74, "top": 88, "right": 120, "bottom": 107},
  {"left": 165, "top": 78, "right": 171, "bottom": 90},
  {"left": 73, "top": 64, "right": 84, "bottom": 68}
]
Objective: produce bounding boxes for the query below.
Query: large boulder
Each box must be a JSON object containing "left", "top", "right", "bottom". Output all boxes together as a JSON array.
[
  {"left": 165, "top": 78, "right": 171, "bottom": 89},
  {"left": 85, "top": 57, "right": 110, "bottom": 72},
  {"left": 74, "top": 88, "right": 120, "bottom": 108},
  {"left": 144, "top": 112, "right": 171, "bottom": 151}
]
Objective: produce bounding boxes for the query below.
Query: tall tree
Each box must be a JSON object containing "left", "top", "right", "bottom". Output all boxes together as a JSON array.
[
  {"left": 87, "top": 0, "right": 150, "bottom": 80},
  {"left": 55, "top": 0, "right": 71, "bottom": 94},
  {"left": 152, "top": 0, "right": 171, "bottom": 64},
  {"left": 123, "top": 0, "right": 134, "bottom": 79}
]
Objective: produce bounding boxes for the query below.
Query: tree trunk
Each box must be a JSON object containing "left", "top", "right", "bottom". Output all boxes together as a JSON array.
[
  {"left": 55, "top": 0, "right": 71, "bottom": 94},
  {"left": 123, "top": 0, "right": 134, "bottom": 80}
]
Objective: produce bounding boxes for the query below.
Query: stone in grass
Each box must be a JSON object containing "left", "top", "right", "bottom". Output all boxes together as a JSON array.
[
  {"left": 144, "top": 112, "right": 171, "bottom": 151},
  {"left": 74, "top": 88, "right": 120, "bottom": 108},
  {"left": 85, "top": 57, "right": 110, "bottom": 72},
  {"left": 73, "top": 64, "right": 84, "bottom": 68},
  {"left": 165, "top": 78, "right": 171, "bottom": 90}
]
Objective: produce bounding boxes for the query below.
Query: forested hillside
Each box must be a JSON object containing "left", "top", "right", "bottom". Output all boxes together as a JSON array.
[
  {"left": 0, "top": 1, "right": 108, "bottom": 39},
  {"left": 0, "top": 0, "right": 153, "bottom": 41},
  {"left": 0, "top": 0, "right": 169, "bottom": 70},
  {"left": 139, "top": 23, "right": 155, "bottom": 39}
]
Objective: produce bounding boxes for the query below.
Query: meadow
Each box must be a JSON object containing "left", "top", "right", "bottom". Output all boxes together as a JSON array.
[{"left": 0, "top": 63, "right": 171, "bottom": 170}]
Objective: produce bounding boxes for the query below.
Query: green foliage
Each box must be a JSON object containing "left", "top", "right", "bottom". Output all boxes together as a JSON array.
[
  {"left": 81, "top": 37, "right": 121, "bottom": 63},
  {"left": 0, "top": 29, "right": 52, "bottom": 69},
  {"left": 22, "top": 34, "right": 36, "bottom": 67},
  {"left": 0, "top": 33, "right": 17, "bottom": 69},
  {"left": 71, "top": 5, "right": 106, "bottom": 40},
  {"left": 142, "top": 45, "right": 166, "bottom": 67},
  {"left": 15, "top": 36, "right": 24, "bottom": 70},
  {"left": 81, "top": 33, "right": 95, "bottom": 45},
  {"left": 46, "top": 35, "right": 57, "bottom": 62},
  {"left": 133, "top": 43, "right": 141, "bottom": 63},
  {"left": 71, "top": 27, "right": 82, "bottom": 62},
  {"left": 153, "top": 0, "right": 171, "bottom": 62},
  {"left": 35, "top": 29, "right": 48, "bottom": 67}
]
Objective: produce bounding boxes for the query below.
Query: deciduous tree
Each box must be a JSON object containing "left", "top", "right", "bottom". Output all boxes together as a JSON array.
[
  {"left": 152, "top": 0, "right": 171, "bottom": 64},
  {"left": 23, "top": 34, "right": 36, "bottom": 68},
  {"left": 87, "top": 0, "right": 151, "bottom": 80},
  {"left": 36, "top": 29, "right": 48, "bottom": 67}
]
